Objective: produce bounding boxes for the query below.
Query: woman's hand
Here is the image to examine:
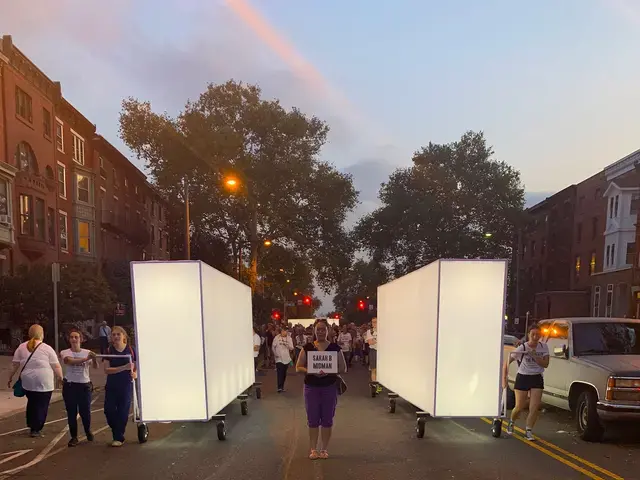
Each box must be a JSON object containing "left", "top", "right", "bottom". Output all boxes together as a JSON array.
[
  {"left": 131, "top": 370, "right": 138, "bottom": 380},
  {"left": 6, "top": 379, "right": 12, "bottom": 389}
]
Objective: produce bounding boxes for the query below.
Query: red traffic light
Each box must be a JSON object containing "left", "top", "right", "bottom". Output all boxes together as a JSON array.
[
  {"left": 334, "top": 314, "right": 340, "bottom": 319},
  {"left": 303, "top": 296, "right": 312, "bottom": 306},
  {"left": 271, "top": 309, "right": 281, "bottom": 320},
  {"left": 357, "top": 300, "right": 365, "bottom": 311}
]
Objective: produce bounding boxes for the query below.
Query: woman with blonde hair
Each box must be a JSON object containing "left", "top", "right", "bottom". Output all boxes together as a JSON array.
[
  {"left": 6, "top": 324, "right": 63, "bottom": 437},
  {"left": 104, "top": 325, "right": 137, "bottom": 447}
]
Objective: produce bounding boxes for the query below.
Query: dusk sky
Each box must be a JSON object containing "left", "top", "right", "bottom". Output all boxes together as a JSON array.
[{"left": 2, "top": 0, "right": 640, "bottom": 310}]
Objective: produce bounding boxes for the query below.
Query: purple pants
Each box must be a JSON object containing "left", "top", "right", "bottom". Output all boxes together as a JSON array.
[{"left": 304, "top": 383, "right": 338, "bottom": 428}]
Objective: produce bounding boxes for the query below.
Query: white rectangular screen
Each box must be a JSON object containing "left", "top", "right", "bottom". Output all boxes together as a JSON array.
[
  {"left": 377, "top": 262, "right": 439, "bottom": 414},
  {"left": 434, "top": 260, "right": 507, "bottom": 417},
  {"left": 131, "top": 261, "right": 207, "bottom": 422},
  {"left": 201, "top": 262, "right": 255, "bottom": 417}
]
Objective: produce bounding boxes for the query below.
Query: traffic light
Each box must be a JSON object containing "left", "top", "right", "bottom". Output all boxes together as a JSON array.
[
  {"left": 334, "top": 313, "right": 341, "bottom": 320},
  {"left": 271, "top": 309, "right": 281, "bottom": 320},
  {"left": 357, "top": 299, "right": 365, "bottom": 311},
  {"left": 303, "top": 296, "right": 312, "bottom": 306}
]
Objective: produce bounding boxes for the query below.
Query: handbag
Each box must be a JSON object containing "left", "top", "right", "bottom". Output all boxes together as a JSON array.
[
  {"left": 13, "top": 343, "right": 42, "bottom": 398},
  {"left": 336, "top": 375, "right": 347, "bottom": 395}
]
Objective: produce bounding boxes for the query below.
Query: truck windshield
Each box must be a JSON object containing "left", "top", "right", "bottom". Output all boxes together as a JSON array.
[{"left": 573, "top": 323, "right": 640, "bottom": 356}]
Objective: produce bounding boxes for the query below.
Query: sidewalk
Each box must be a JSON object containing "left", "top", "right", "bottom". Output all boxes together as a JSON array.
[{"left": 0, "top": 354, "right": 108, "bottom": 420}]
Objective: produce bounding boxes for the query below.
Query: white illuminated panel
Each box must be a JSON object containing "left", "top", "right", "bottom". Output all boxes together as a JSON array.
[
  {"left": 131, "top": 260, "right": 255, "bottom": 423},
  {"left": 201, "top": 262, "right": 255, "bottom": 417},
  {"left": 131, "top": 261, "right": 207, "bottom": 422},
  {"left": 435, "top": 260, "right": 506, "bottom": 417},
  {"left": 377, "top": 263, "right": 439, "bottom": 414},
  {"left": 377, "top": 259, "right": 507, "bottom": 418}
]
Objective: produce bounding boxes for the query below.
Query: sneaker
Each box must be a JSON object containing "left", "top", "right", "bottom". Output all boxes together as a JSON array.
[
  {"left": 376, "top": 385, "right": 383, "bottom": 394},
  {"left": 30, "top": 431, "right": 42, "bottom": 438},
  {"left": 68, "top": 437, "right": 79, "bottom": 447},
  {"left": 110, "top": 440, "right": 124, "bottom": 447},
  {"left": 86, "top": 432, "right": 95, "bottom": 442},
  {"left": 525, "top": 429, "right": 535, "bottom": 441},
  {"left": 277, "top": 389, "right": 283, "bottom": 393},
  {"left": 506, "top": 422, "right": 514, "bottom": 436}
]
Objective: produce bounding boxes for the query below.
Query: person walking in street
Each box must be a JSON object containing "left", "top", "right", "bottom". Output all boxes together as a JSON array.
[
  {"left": 252, "top": 325, "right": 262, "bottom": 373},
  {"left": 296, "top": 318, "right": 347, "bottom": 460},
  {"left": 503, "top": 324, "right": 549, "bottom": 441},
  {"left": 337, "top": 325, "right": 353, "bottom": 367},
  {"left": 61, "top": 328, "right": 98, "bottom": 447},
  {"left": 365, "top": 318, "right": 382, "bottom": 394},
  {"left": 104, "top": 326, "right": 137, "bottom": 447},
  {"left": 6, "top": 324, "right": 63, "bottom": 437},
  {"left": 272, "top": 326, "right": 294, "bottom": 392},
  {"left": 98, "top": 321, "right": 111, "bottom": 359}
]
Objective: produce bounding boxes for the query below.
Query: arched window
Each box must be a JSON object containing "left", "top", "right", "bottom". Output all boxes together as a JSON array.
[{"left": 14, "top": 142, "right": 39, "bottom": 174}]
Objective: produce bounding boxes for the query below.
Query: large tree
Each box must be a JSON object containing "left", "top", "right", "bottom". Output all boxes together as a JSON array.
[
  {"left": 355, "top": 131, "right": 525, "bottom": 276},
  {"left": 333, "top": 259, "right": 389, "bottom": 324},
  {"left": 119, "top": 81, "right": 358, "bottom": 293}
]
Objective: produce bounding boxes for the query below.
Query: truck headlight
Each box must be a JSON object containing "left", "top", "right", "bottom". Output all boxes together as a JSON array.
[{"left": 606, "top": 376, "right": 640, "bottom": 401}]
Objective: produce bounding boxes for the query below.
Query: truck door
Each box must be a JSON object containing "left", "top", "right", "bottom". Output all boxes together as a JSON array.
[{"left": 543, "top": 321, "right": 571, "bottom": 409}]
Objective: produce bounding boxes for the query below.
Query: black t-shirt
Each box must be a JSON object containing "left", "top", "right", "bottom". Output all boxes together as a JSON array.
[
  {"left": 106, "top": 344, "right": 135, "bottom": 389},
  {"left": 303, "top": 342, "right": 341, "bottom": 387}
]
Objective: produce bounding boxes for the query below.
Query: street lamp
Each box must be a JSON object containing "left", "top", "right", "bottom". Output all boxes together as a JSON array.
[
  {"left": 264, "top": 240, "right": 272, "bottom": 247},
  {"left": 224, "top": 177, "right": 238, "bottom": 188},
  {"left": 484, "top": 232, "right": 493, "bottom": 238}
]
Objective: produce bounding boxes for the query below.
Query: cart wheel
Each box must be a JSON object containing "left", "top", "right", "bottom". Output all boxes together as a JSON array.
[
  {"left": 256, "top": 388, "right": 262, "bottom": 399},
  {"left": 388, "top": 399, "right": 396, "bottom": 414},
  {"left": 370, "top": 384, "right": 377, "bottom": 398},
  {"left": 137, "top": 423, "right": 149, "bottom": 444},
  {"left": 241, "top": 401, "right": 248, "bottom": 416},
  {"left": 216, "top": 421, "right": 226, "bottom": 441},
  {"left": 416, "top": 419, "right": 426, "bottom": 438},
  {"left": 491, "top": 419, "right": 502, "bottom": 438}
]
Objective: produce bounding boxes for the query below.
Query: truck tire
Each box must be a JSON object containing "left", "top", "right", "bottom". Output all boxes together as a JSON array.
[{"left": 576, "top": 389, "right": 604, "bottom": 442}]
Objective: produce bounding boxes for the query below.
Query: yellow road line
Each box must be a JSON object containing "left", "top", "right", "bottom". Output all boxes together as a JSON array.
[{"left": 479, "top": 418, "right": 618, "bottom": 480}]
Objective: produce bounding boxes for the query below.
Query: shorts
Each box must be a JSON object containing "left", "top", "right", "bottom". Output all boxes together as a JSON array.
[
  {"left": 369, "top": 348, "right": 377, "bottom": 369},
  {"left": 304, "top": 384, "right": 338, "bottom": 428},
  {"left": 514, "top": 373, "right": 544, "bottom": 391}
]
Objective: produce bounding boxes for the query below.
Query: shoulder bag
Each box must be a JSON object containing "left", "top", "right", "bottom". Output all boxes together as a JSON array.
[{"left": 13, "top": 343, "right": 43, "bottom": 398}]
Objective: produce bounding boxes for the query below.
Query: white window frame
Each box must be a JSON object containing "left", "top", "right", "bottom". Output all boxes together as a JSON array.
[
  {"left": 59, "top": 210, "right": 68, "bottom": 252},
  {"left": 76, "top": 219, "right": 92, "bottom": 254},
  {"left": 57, "top": 162, "right": 66, "bottom": 199},
  {"left": 605, "top": 284, "right": 614, "bottom": 318},
  {"left": 76, "top": 173, "right": 91, "bottom": 204},
  {"left": 593, "top": 286, "right": 600, "bottom": 317},
  {"left": 55, "top": 118, "right": 64, "bottom": 153},
  {"left": 70, "top": 129, "right": 85, "bottom": 165}
]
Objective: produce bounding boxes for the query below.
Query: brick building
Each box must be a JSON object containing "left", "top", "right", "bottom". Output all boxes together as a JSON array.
[{"left": 0, "top": 35, "right": 169, "bottom": 277}]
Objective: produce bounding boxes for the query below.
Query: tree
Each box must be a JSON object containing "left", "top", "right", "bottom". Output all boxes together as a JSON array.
[
  {"left": 355, "top": 131, "right": 525, "bottom": 276},
  {"left": 333, "top": 259, "right": 389, "bottom": 324},
  {"left": 119, "top": 81, "right": 358, "bottom": 293}
]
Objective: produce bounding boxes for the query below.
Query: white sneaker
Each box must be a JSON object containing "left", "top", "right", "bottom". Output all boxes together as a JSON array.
[{"left": 525, "top": 429, "right": 535, "bottom": 441}]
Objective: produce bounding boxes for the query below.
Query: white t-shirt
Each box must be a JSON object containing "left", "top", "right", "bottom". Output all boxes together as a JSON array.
[
  {"left": 511, "top": 341, "right": 549, "bottom": 375},
  {"left": 12, "top": 341, "right": 59, "bottom": 392},
  {"left": 272, "top": 335, "right": 294, "bottom": 364},
  {"left": 365, "top": 329, "right": 377, "bottom": 350},
  {"left": 253, "top": 333, "right": 262, "bottom": 358},
  {"left": 337, "top": 332, "right": 352, "bottom": 352},
  {"left": 60, "top": 348, "right": 92, "bottom": 383}
]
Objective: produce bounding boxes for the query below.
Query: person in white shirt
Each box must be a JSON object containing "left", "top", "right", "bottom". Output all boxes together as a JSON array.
[
  {"left": 337, "top": 325, "right": 353, "bottom": 367},
  {"left": 503, "top": 324, "right": 550, "bottom": 441},
  {"left": 252, "top": 326, "right": 262, "bottom": 372},
  {"left": 61, "top": 328, "right": 98, "bottom": 447},
  {"left": 272, "top": 326, "right": 294, "bottom": 392},
  {"left": 98, "top": 321, "right": 112, "bottom": 357},
  {"left": 364, "top": 318, "right": 381, "bottom": 394},
  {"left": 6, "top": 324, "right": 63, "bottom": 437}
]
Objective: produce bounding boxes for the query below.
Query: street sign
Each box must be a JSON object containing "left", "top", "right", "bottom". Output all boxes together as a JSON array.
[
  {"left": 51, "top": 262, "right": 60, "bottom": 283},
  {"left": 285, "top": 302, "right": 295, "bottom": 307},
  {"left": 514, "top": 317, "right": 520, "bottom": 325}
]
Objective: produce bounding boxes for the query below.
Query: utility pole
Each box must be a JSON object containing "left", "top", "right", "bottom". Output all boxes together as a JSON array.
[{"left": 52, "top": 262, "right": 60, "bottom": 353}]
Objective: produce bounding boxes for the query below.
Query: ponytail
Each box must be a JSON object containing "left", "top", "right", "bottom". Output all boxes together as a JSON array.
[
  {"left": 26, "top": 324, "right": 44, "bottom": 352},
  {"left": 27, "top": 338, "right": 37, "bottom": 353}
]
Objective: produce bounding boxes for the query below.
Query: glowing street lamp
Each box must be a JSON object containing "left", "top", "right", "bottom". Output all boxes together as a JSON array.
[
  {"left": 484, "top": 232, "right": 493, "bottom": 238},
  {"left": 264, "top": 240, "right": 272, "bottom": 247},
  {"left": 225, "top": 177, "right": 238, "bottom": 188}
]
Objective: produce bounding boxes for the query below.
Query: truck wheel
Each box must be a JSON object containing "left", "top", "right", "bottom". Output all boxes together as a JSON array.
[{"left": 576, "top": 390, "right": 604, "bottom": 442}]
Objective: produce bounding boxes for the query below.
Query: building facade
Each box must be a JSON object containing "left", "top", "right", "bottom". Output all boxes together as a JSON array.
[{"left": 0, "top": 35, "right": 169, "bottom": 277}]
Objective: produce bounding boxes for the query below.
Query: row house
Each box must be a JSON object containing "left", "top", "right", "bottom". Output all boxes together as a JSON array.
[{"left": 0, "top": 35, "right": 169, "bottom": 278}]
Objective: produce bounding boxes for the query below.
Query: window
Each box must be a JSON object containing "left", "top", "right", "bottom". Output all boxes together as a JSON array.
[
  {"left": 59, "top": 211, "right": 68, "bottom": 251},
  {"left": 592, "top": 217, "right": 598, "bottom": 240},
  {"left": 605, "top": 284, "right": 614, "bottom": 317},
  {"left": 575, "top": 256, "right": 581, "bottom": 278},
  {"left": 134, "top": 185, "right": 139, "bottom": 196},
  {"left": 99, "top": 188, "right": 106, "bottom": 212},
  {"left": 151, "top": 226, "right": 156, "bottom": 246},
  {"left": 99, "top": 157, "right": 107, "bottom": 179},
  {"left": 15, "top": 142, "right": 38, "bottom": 173},
  {"left": 590, "top": 252, "right": 596, "bottom": 275},
  {"left": 593, "top": 286, "right": 601, "bottom": 317},
  {"left": 576, "top": 222, "right": 582, "bottom": 244},
  {"left": 19, "top": 195, "right": 33, "bottom": 235},
  {"left": 35, "top": 198, "right": 45, "bottom": 240},
  {"left": 76, "top": 174, "right": 90, "bottom": 203},
  {"left": 632, "top": 193, "right": 640, "bottom": 215},
  {"left": 42, "top": 108, "right": 52, "bottom": 137},
  {"left": 55, "top": 119, "right": 64, "bottom": 152},
  {"left": 77, "top": 220, "right": 91, "bottom": 254},
  {"left": 614, "top": 195, "right": 619, "bottom": 217},
  {"left": 112, "top": 168, "right": 118, "bottom": 189},
  {"left": 15, "top": 87, "right": 33, "bottom": 122},
  {"left": 627, "top": 243, "right": 636, "bottom": 265},
  {"left": 606, "top": 245, "right": 611, "bottom": 266},
  {"left": 609, "top": 197, "right": 614, "bottom": 218},
  {"left": 611, "top": 243, "right": 616, "bottom": 266},
  {"left": 47, "top": 208, "right": 56, "bottom": 246},
  {"left": 71, "top": 132, "right": 85, "bottom": 165},
  {"left": 124, "top": 177, "right": 128, "bottom": 189},
  {"left": 57, "top": 163, "right": 66, "bottom": 198},
  {"left": 0, "top": 179, "right": 8, "bottom": 216}
]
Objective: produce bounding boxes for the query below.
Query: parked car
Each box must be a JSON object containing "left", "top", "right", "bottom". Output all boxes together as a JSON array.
[{"left": 507, "top": 317, "right": 640, "bottom": 442}]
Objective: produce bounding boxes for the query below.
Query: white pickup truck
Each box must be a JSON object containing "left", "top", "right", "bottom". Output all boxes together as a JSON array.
[{"left": 507, "top": 317, "right": 640, "bottom": 442}]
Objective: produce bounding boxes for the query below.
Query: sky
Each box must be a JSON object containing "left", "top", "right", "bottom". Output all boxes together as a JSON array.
[{"left": 2, "top": 0, "right": 640, "bottom": 311}]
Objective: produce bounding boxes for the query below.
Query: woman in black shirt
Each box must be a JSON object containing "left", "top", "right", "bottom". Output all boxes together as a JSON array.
[{"left": 296, "top": 318, "right": 347, "bottom": 460}]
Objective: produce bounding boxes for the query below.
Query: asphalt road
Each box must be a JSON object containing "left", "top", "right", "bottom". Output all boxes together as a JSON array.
[{"left": 0, "top": 365, "right": 638, "bottom": 480}]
